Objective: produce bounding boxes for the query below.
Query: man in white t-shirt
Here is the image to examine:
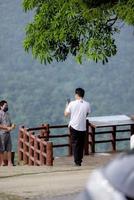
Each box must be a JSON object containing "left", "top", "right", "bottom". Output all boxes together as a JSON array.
[{"left": 64, "top": 88, "right": 91, "bottom": 166}]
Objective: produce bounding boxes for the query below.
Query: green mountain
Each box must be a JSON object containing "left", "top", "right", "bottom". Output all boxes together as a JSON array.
[{"left": 0, "top": 0, "right": 134, "bottom": 152}]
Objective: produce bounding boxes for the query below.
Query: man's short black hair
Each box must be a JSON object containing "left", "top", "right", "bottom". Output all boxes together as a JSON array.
[
  {"left": 0, "top": 100, "right": 7, "bottom": 108},
  {"left": 75, "top": 88, "right": 85, "bottom": 98}
]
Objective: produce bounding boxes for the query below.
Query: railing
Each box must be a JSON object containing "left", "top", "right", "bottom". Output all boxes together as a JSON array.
[
  {"left": 27, "top": 124, "right": 71, "bottom": 155},
  {"left": 87, "top": 124, "right": 131, "bottom": 153},
  {"left": 27, "top": 124, "right": 88, "bottom": 156},
  {"left": 18, "top": 127, "right": 53, "bottom": 166},
  {"left": 48, "top": 124, "right": 72, "bottom": 155},
  {"left": 18, "top": 115, "right": 134, "bottom": 166},
  {"left": 87, "top": 115, "right": 134, "bottom": 153}
]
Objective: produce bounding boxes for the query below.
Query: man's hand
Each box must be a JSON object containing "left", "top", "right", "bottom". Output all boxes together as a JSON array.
[
  {"left": 7, "top": 126, "right": 12, "bottom": 132},
  {"left": 64, "top": 101, "right": 70, "bottom": 117},
  {"left": 64, "top": 105, "right": 70, "bottom": 117},
  {"left": 11, "top": 124, "right": 16, "bottom": 129},
  {"left": 7, "top": 124, "right": 16, "bottom": 132}
]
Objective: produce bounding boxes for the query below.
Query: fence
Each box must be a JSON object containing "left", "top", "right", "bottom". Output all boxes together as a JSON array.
[
  {"left": 27, "top": 124, "right": 89, "bottom": 156},
  {"left": 87, "top": 115, "right": 134, "bottom": 153},
  {"left": 27, "top": 124, "right": 71, "bottom": 156},
  {"left": 18, "top": 127, "right": 53, "bottom": 166},
  {"left": 87, "top": 124, "right": 132, "bottom": 153},
  {"left": 18, "top": 115, "right": 134, "bottom": 166}
]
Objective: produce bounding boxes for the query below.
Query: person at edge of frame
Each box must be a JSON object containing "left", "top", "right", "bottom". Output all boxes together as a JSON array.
[
  {"left": 0, "top": 100, "right": 16, "bottom": 166},
  {"left": 75, "top": 149, "right": 134, "bottom": 200},
  {"left": 64, "top": 88, "right": 91, "bottom": 166}
]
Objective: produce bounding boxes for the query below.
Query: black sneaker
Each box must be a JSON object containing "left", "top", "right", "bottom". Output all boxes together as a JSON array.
[{"left": 75, "top": 163, "right": 81, "bottom": 166}]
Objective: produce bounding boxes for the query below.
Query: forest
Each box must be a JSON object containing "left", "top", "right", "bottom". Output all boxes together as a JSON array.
[{"left": 0, "top": 0, "right": 134, "bottom": 153}]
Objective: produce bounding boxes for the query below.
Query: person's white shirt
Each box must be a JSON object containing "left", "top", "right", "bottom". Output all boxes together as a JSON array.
[{"left": 65, "top": 99, "right": 91, "bottom": 131}]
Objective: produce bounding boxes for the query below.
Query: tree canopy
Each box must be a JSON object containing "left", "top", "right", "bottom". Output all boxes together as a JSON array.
[{"left": 22, "top": 0, "right": 134, "bottom": 64}]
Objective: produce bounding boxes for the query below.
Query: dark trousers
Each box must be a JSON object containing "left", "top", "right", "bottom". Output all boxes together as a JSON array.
[{"left": 70, "top": 126, "right": 86, "bottom": 165}]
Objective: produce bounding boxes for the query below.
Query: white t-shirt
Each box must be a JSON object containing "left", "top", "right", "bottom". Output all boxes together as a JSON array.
[{"left": 66, "top": 99, "right": 91, "bottom": 131}]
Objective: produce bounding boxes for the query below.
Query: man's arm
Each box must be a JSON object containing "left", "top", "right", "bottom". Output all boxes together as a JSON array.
[
  {"left": 0, "top": 124, "right": 12, "bottom": 132},
  {"left": 64, "top": 110, "right": 70, "bottom": 117},
  {"left": 64, "top": 104, "right": 70, "bottom": 117},
  {"left": 64, "top": 102, "right": 71, "bottom": 117},
  {"left": 0, "top": 111, "right": 16, "bottom": 132}
]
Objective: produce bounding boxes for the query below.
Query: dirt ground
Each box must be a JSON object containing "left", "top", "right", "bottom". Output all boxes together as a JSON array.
[{"left": 0, "top": 154, "right": 117, "bottom": 200}]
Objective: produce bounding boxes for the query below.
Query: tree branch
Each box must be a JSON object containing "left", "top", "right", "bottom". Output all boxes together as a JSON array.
[{"left": 107, "top": 16, "right": 118, "bottom": 27}]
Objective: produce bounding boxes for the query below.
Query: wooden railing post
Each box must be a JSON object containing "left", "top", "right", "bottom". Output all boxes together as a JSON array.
[
  {"left": 112, "top": 126, "right": 116, "bottom": 151},
  {"left": 40, "top": 140, "right": 45, "bottom": 165},
  {"left": 23, "top": 128, "right": 28, "bottom": 164},
  {"left": 34, "top": 137, "right": 37, "bottom": 165},
  {"left": 46, "top": 141, "right": 53, "bottom": 166},
  {"left": 84, "top": 120, "right": 89, "bottom": 155},
  {"left": 90, "top": 126, "right": 95, "bottom": 153},
  {"left": 18, "top": 127, "right": 25, "bottom": 164},
  {"left": 46, "top": 124, "right": 50, "bottom": 141},
  {"left": 29, "top": 132, "right": 34, "bottom": 165},
  {"left": 131, "top": 124, "right": 134, "bottom": 136},
  {"left": 40, "top": 124, "right": 50, "bottom": 141},
  {"left": 18, "top": 129, "right": 22, "bottom": 163}
]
